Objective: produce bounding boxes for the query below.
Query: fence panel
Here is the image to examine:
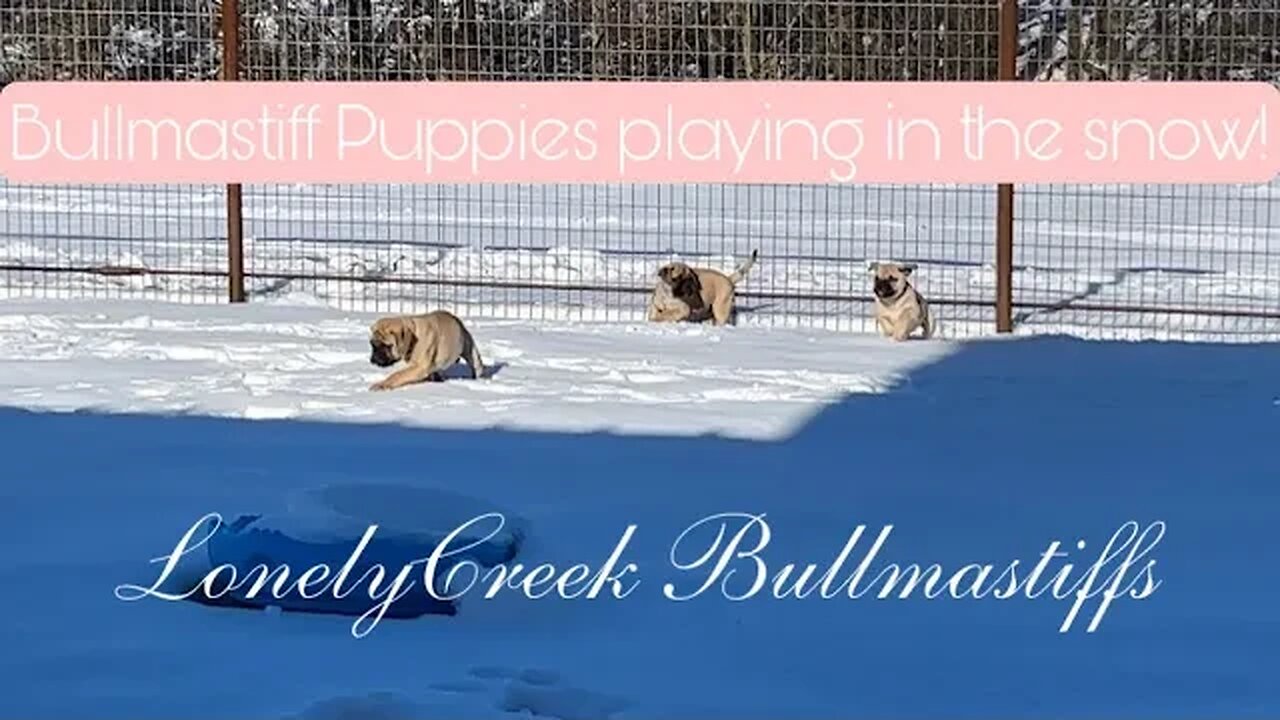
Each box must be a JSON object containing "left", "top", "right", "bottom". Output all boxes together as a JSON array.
[
  {"left": 1013, "top": 2, "right": 1280, "bottom": 341},
  {"left": 0, "top": 0, "right": 230, "bottom": 304},
  {"left": 234, "top": 0, "right": 1001, "bottom": 334},
  {"left": 2, "top": 1, "right": 1278, "bottom": 341}
]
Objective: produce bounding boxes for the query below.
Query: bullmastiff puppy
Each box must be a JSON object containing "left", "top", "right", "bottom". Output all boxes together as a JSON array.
[
  {"left": 367, "top": 310, "right": 486, "bottom": 391},
  {"left": 647, "top": 249, "right": 759, "bottom": 326},
  {"left": 870, "top": 261, "right": 935, "bottom": 341},
  {"left": 645, "top": 270, "right": 702, "bottom": 324}
]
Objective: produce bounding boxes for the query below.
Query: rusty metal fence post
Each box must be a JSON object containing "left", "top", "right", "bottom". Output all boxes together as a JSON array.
[
  {"left": 220, "top": 0, "right": 246, "bottom": 303},
  {"left": 995, "top": 0, "right": 1017, "bottom": 333}
]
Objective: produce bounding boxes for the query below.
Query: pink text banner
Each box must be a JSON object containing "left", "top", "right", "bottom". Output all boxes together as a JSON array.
[{"left": 0, "top": 81, "right": 1276, "bottom": 185}]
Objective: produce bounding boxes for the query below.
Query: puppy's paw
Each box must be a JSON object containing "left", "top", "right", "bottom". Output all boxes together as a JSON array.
[{"left": 369, "top": 380, "right": 393, "bottom": 391}]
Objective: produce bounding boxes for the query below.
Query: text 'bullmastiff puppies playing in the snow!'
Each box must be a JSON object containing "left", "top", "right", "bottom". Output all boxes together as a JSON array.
[
  {"left": 368, "top": 310, "right": 486, "bottom": 391},
  {"left": 647, "top": 249, "right": 759, "bottom": 326},
  {"left": 870, "top": 261, "right": 934, "bottom": 341}
]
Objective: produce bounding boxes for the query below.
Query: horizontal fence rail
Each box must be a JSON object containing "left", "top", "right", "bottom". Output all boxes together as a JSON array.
[{"left": 1, "top": 0, "right": 1277, "bottom": 342}]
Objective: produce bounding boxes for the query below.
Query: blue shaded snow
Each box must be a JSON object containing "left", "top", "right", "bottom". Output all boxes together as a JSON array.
[{"left": 0, "top": 334, "right": 1277, "bottom": 719}]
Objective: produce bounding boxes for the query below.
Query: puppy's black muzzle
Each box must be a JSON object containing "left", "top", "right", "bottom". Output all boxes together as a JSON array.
[
  {"left": 369, "top": 341, "right": 396, "bottom": 368},
  {"left": 873, "top": 278, "right": 900, "bottom": 299}
]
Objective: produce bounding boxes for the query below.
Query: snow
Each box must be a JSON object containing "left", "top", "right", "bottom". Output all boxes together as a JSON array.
[
  {"left": 262, "top": 482, "right": 528, "bottom": 547},
  {"left": 0, "top": 298, "right": 946, "bottom": 439},
  {"left": 0, "top": 175, "right": 1277, "bottom": 718},
  {"left": 3, "top": 180, "right": 1278, "bottom": 342},
  {"left": 0, "top": 296, "right": 1277, "bottom": 719}
]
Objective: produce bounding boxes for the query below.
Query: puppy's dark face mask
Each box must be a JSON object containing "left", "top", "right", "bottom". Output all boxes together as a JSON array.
[
  {"left": 873, "top": 275, "right": 903, "bottom": 300},
  {"left": 873, "top": 265, "right": 913, "bottom": 301},
  {"left": 368, "top": 327, "right": 402, "bottom": 367},
  {"left": 369, "top": 338, "right": 397, "bottom": 367},
  {"left": 660, "top": 264, "right": 700, "bottom": 301}
]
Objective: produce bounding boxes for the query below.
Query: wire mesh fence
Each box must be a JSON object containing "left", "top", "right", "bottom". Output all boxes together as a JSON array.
[
  {"left": 1012, "top": 2, "right": 1280, "bottom": 340},
  {"left": 232, "top": 0, "right": 1003, "bottom": 333},
  {"left": 1, "top": 0, "right": 227, "bottom": 304},
  {"left": 1, "top": 0, "right": 1277, "bottom": 340}
]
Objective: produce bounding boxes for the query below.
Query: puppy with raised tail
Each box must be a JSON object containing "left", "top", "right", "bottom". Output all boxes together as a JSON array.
[
  {"left": 870, "top": 261, "right": 934, "bottom": 341},
  {"left": 647, "top": 249, "right": 759, "bottom": 326},
  {"left": 367, "top": 310, "right": 486, "bottom": 391}
]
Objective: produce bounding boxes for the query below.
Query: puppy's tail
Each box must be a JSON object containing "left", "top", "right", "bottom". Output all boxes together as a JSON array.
[
  {"left": 728, "top": 248, "right": 760, "bottom": 285},
  {"left": 919, "top": 295, "right": 936, "bottom": 340},
  {"left": 463, "top": 331, "right": 487, "bottom": 379}
]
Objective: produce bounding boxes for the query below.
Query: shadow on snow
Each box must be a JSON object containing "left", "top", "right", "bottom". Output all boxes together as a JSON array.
[{"left": 0, "top": 334, "right": 1277, "bottom": 718}]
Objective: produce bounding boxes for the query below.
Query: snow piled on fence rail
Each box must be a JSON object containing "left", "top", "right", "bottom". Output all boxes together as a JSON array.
[{"left": 2, "top": 180, "right": 1278, "bottom": 341}]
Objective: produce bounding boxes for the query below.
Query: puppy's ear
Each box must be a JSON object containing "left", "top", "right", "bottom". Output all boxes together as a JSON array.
[
  {"left": 395, "top": 322, "right": 414, "bottom": 352},
  {"left": 867, "top": 261, "right": 880, "bottom": 274},
  {"left": 900, "top": 263, "right": 916, "bottom": 276}
]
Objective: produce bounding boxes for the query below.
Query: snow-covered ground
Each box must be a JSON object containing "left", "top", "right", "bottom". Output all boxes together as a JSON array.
[
  {"left": 3, "top": 179, "right": 1278, "bottom": 341},
  {"left": 0, "top": 297, "right": 1277, "bottom": 719},
  {"left": 0, "top": 298, "right": 949, "bottom": 439}
]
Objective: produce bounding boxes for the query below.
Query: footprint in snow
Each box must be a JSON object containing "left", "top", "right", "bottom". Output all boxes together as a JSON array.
[{"left": 428, "top": 665, "right": 632, "bottom": 720}]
